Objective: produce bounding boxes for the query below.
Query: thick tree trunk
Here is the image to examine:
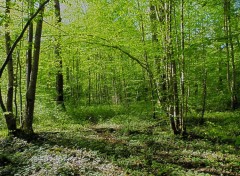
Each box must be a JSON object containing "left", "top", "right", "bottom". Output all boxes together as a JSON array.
[
  {"left": 4, "top": 0, "right": 17, "bottom": 133},
  {"left": 23, "top": 4, "right": 44, "bottom": 134}
]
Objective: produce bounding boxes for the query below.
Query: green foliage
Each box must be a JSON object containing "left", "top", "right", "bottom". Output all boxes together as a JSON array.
[
  {"left": 66, "top": 104, "right": 126, "bottom": 124},
  {"left": 235, "top": 136, "right": 240, "bottom": 147},
  {"left": 1, "top": 106, "right": 240, "bottom": 175},
  {"left": 0, "top": 153, "right": 11, "bottom": 167},
  {"left": 0, "top": 115, "right": 7, "bottom": 132},
  {"left": 189, "top": 111, "right": 240, "bottom": 146},
  {"left": 1, "top": 0, "right": 240, "bottom": 174}
]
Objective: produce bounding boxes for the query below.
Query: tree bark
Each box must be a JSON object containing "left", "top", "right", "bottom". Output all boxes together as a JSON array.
[
  {"left": 4, "top": 0, "right": 17, "bottom": 133},
  {"left": 201, "top": 70, "right": 207, "bottom": 124},
  {"left": 88, "top": 60, "right": 91, "bottom": 106},
  {"left": 224, "top": 0, "right": 238, "bottom": 110},
  {"left": 180, "top": 0, "right": 186, "bottom": 133},
  {"left": 166, "top": 0, "right": 181, "bottom": 135},
  {"left": 54, "top": 0, "right": 64, "bottom": 107},
  {"left": 26, "top": 0, "right": 34, "bottom": 89},
  {"left": 23, "top": 3, "right": 45, "bottom": 134}
]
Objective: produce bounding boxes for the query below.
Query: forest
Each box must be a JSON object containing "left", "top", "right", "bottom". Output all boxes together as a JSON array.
[{"left": 0, "top": 0, "right": 239, "bottom": 175}]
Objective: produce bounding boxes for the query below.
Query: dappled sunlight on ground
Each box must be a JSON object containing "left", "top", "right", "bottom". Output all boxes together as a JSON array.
[{"left": 0, "top": 115, "right": 240, "bottom": 175}]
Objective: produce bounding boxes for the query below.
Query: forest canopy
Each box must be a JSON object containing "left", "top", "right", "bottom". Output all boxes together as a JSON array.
[{"left": 0, "top": 0, "right": 240, "bottom": 175}]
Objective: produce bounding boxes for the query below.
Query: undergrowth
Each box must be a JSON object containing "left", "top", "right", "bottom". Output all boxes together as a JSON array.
[{"left": 0, "top": 101, "right": 240, "bottom": 175}]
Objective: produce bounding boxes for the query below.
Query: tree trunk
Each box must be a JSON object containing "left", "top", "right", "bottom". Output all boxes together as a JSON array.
[
  {"left": 156, "top": 1, "right": 168, "bottom": 110},
  {"left": 224, "top": 0, "right": 238, "bottom": 109},
  {"left": 166, "top": 0, "right": 182, "bottom": 135},
  {"left": 4, "top": 0, "right": 17, "bottom": 133},
  {"left": 26, "top": 0, "right": 34, "bottom": 89},
  {"left": 54, "top": 0, "right": 65, "bottom": 107},
  {"left": 200, "top": 70, "right": 207, "bottom": 124},
  {"left": 137, "top": 0, "right": 157, "bottom": 118},
  {"left": 166, "top": 0, "right": 177, "bottom": 134},
  {"left": 150, "top": 1, "right": 164, "bottom": 109},
  {"left": 88, "top": 62, "right": 91, "bottom": 106},
  {"left": 17, "top": 49, "right": 23, "bottom": 127},
  {"left": 180, "top": 0, "right": 186, "bottom": 134},
  {"left": 23, "top": 3, "right": 45, "bottom": 134}
]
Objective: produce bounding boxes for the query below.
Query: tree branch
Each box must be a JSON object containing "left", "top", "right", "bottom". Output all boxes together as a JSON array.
[
  {"left": 0, "top": 0, "right": 50, "bottom": 78},
  {"left": 84, "top": 41, "right": 149, "bottom": 72}
]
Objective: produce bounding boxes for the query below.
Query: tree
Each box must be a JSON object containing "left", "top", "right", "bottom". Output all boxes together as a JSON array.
[
  {"left": 179, "top": 0, "right": 186, "bottom": 133},
  {"left": 54, "top": 0, "right": 64, "bottom": 107},
  {"left": 223, "top": 0, "right": 238, "bottom": 110},
  {"left": 26, "top": 0, "right": 34, "bottom": 89},
  {"left": 1, "top": 0, "right": 17, "bottom": 133},
  {"left": 0, "top": 0, "right": 50, "bottom": 135},
  {"left": 23, "top": 1, "right": 45, "bottom": 134}
]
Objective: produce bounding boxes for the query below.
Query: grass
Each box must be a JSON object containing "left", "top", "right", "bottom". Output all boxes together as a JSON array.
[
  {"left": 0, "top": 101, "right": 240, "bottom": 175},
  {"left": 187, "top": 111, "right": 240, "bottom": 146}
]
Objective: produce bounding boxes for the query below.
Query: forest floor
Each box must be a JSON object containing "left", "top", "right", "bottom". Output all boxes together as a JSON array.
[{"left": 0, "top": 104, "right": 240, "bottom": 175}]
